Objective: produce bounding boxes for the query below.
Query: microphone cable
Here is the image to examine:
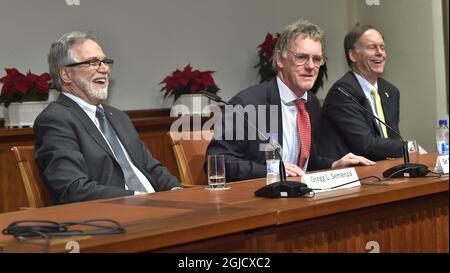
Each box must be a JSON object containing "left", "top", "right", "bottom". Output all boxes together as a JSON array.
[
  {"left": 310, "top": 170, "right": 446, "bottom": 192},
  {"left": 310, "top": 171, "right": 445, "bottom": 192},
  {"left": 2, "top": 218, "right": 126, "bottom": 253},
  {"left": 417, "top": 170, "right": 444, "bottom": 179}
]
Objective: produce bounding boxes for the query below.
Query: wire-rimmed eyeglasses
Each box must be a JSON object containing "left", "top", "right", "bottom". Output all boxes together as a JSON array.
[{"left": 285, "top": 49, "right": 324, "bottom": 67}]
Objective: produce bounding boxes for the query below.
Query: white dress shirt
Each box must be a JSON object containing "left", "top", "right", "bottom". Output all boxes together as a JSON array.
[
  {"left": 62, "top": 92, "right": 155, "bottom": 193},
  {"left": 277, "top": 77, "right": 310, "bottom": 171},
  {"left": 353, "top": 71, "right": 383, "bottom": 130}
]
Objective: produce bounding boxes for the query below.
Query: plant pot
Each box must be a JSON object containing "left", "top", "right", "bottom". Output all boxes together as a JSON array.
[
  {"left": 170, "top": 94, "right": 214, "bottom": 117},
  {"left": 3, "top": 101, "right": 49, "bottom": 128},
  {"left": 2, "top": 90, "right": 58, "bottom": 128}
]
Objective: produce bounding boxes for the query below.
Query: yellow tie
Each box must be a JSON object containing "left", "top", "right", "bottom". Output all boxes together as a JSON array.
[{"left": 371, "top": 87, "right": 388, "bottom": 138}]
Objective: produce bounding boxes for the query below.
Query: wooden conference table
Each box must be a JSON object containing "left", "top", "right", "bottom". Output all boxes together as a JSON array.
[{"left": 0, "top": 153, "right": 448, "bottom": 253}]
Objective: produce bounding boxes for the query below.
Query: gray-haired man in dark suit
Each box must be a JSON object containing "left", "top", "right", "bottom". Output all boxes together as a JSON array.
[{"left": 34, "top": 31, "right": 180, "bottom": 204}]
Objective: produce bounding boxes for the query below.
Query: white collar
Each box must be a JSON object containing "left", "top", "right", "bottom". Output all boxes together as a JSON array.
[
  {"left": 276, "top": 76, "right": 308, "bottom": 106},
  {"left": 62, "top": 92, "right": 103, "bottom": 120},
  {"left": 353, "top": 71, "right": 379, "bottom": 98}
]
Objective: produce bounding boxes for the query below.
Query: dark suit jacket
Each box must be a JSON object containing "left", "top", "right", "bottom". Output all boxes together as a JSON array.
[
  {"left": 206, "top": 78, "right": 334, "bottom": 182},
  {"left": 318, "top": 71, "right": 403, "bottom": 161},
  {"left": 34, "top": 94, "right": 180, "bottom": 204}
]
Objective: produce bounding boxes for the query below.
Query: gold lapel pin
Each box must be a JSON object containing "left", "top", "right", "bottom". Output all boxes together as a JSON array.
[{"left": 384, "top": 92, "right": 389, "bottom": 98}]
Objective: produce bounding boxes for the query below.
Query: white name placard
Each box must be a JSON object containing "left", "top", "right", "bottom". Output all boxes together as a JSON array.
[
  {"left": 302, "top": 168, "right": 360, "bottom": 193},
  {"left": 436, "top": 155, "right": 449, "bottom": 175}
]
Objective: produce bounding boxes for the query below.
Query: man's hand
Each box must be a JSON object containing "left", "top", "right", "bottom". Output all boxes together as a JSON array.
[
  {"left": 331, "top": 153, "right": 376, "bottom": 169},
  {"left": 284, "top": 163, "right": 305, "bottom": 177}
]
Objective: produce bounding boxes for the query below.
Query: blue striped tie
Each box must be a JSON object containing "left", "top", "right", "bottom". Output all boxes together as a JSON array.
[{"left": 96, "top": 107, "right": 147, "bottom": 192}]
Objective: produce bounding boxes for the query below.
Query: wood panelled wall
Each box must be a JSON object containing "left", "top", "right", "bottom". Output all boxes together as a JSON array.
[
  {"left": 158, "top": 192, "right": 448, "bottom": 253},
  {"left": 0, "top": 109, "right": 209, "bottom": 213}
]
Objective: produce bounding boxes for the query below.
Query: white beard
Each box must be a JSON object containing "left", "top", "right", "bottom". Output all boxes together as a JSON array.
[
  {"left": 74, "top": 73, "right": 108, "bottom": 101},
  {"left": 87, "top": 84, "right": 108, "bottom": 101}
]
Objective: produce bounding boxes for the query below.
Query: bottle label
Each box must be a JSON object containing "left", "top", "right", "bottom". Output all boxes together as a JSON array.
[
  {"left": 266, "top": 159, "right": 280, "bottom": 185},
  {"left": 266, "top": 160, "right": 280, "bottom": 174},
  {"left": 437, "top": 141, "right": 449, "bottom": 155}
]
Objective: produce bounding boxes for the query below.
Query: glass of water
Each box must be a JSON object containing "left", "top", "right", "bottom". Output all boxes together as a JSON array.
[
  {"left": 407, "top": 139, "right": 419, "bottom": 163},
  {"left": 207, "top": 154, "right": 228, "bottom": 190}
]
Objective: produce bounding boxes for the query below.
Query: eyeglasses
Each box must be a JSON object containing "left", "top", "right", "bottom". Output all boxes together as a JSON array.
[
  {"left": 285, "top": 49, "right": 324, "bottom": 67},
  {"left": 65, "top": 58, "right": 114, "bottom": 69}
]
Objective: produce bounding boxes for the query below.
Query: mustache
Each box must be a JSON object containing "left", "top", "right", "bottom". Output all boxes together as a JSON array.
[{"left": 92, "top": 73, "right": 109, "bottom": 81}]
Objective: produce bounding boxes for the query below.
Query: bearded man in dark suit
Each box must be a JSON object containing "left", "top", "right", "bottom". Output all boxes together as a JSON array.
[{"left": 34, "top": 31, "right": 180, "bottom": 204}]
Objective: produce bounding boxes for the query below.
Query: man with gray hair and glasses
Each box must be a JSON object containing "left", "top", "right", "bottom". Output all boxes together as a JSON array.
[
  {"left": 34, "top": 31, "right": 180, "bottom": 204},
  {"left": 206, "top": 20, "right": 374, "bottom": 182}
]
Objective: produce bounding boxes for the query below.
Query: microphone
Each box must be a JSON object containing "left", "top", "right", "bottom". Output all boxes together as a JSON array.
[
  {"left": 335, "top": 87, "right": 429, "bottom": 178},
  {"left": 201, "top": 90, "right": 227, "bottom": 104},
  {"left": 202, "top": 90, "right": 312, "bottom": 197}
]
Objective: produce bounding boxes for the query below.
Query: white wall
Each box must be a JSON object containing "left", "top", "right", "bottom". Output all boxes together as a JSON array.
[
  {"left": 0, "top": 0, "right": 350, "bottom": 113},
  {"left": 432, "top": 0, "right": 449, "bottom": 126},
  {"left": 1, "top": 0, "right": 447, "bottom": 151},
  {"left": 353, "top": 0, "right": 448, "bottom": 151}
]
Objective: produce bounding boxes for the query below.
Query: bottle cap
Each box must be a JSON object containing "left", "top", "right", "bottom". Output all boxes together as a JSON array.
[{"left": 439, "top": 120, "right": 448, "bottom": 126}]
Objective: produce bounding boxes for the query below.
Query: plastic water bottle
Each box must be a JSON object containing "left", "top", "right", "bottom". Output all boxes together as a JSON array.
[
  {"left": 265, "top": 133, "right": 282, "bottom": 185},
  {"left": 436, "top": 120, "right": 449, "bottom": 155}
]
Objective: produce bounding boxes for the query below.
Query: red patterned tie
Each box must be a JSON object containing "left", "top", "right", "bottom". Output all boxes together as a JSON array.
[{"left": 295, "top": 99, "right": 311, "bottom": 169}]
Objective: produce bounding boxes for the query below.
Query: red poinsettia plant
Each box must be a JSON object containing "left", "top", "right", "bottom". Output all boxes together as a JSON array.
[
  {"left": 160, "top": 64, "right": 220, "bottom": 102},
  {"left": 0, "top": 68, "right": 51, "bottom": 108},
  {"left": 254, "top": 33, "right": 328, "bottom": 94},
  {"left": 254, "top": 33, "right": 280, "bottom": 83}
]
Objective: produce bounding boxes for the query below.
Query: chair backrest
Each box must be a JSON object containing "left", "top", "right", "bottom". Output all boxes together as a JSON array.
[
  {"left": 11, "top": 146, "right": 53, "bottom": 208},
  {"left": 168, "top": 130, "right": 214, "bottom": 185}
]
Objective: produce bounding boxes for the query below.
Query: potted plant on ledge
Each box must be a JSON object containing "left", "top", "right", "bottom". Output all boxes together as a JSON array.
[
  {"left": 0, "top": 68, "right": 52, "bottom": 128},
  {"left": 160, "top": 64, "right": 220, "bottom": 117}
]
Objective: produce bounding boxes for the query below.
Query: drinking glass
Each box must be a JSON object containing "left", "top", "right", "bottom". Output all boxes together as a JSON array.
[
  {"left": 207, "top": 155, "right": 228, "bottom": 190},
  {"left": 407, "top": 140, "right": 419, "bottom": 163}
]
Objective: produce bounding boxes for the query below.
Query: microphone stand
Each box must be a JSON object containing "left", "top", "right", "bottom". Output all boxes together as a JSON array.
[
  {"left": 336, "top": 87, "right": 429, "bottom": 178},
  {"left": 202, "top": 91, "right": 312, "bottom": 198}
]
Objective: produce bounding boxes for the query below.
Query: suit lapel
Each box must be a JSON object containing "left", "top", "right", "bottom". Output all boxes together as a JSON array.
[
  {"left": 361, "top": 97, "right": 382, "bottom": 137},
  {"left": 348, "top": 72, "right": 383, "bottom": 137},
  {"left": 266, "top": 78, "right": 283, "bottom": 147},
  {"left": 56, "top": 94, "right": 116, "bottom": 159},
  {"left": 377, "top": 80, "right": 393, "bottom": 132},
  {"left": 102, "top": 106, "right": 133, "bottom": 157},
  {"left": 102, "top": 106, "right": 144, "bottom": 171},
  {"left": 103, "top": 105, "right": 158, "bottom": 188},
  {"left": 304, "top": 95, "right": 317, "bottom": 149},
  {"left": 305, "top": 95, "right": 314, "bottom": 131}
]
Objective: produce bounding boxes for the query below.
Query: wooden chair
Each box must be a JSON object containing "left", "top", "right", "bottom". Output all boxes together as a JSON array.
[
  {"left": 11, "top": 146, "right": 53, "bottom": 208},
  {"left": 168, "top": 130, "right": 214, "bottom": 185}
]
